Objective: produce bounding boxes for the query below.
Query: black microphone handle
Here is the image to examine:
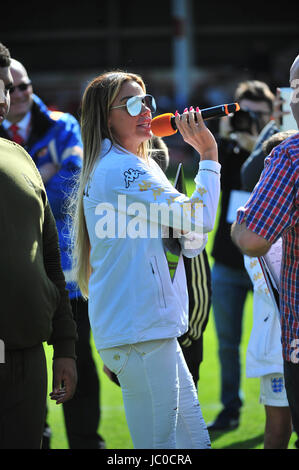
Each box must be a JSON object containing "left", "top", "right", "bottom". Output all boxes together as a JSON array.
[{"left": 170, "top": 103, "right": 238, "bottom": 130}]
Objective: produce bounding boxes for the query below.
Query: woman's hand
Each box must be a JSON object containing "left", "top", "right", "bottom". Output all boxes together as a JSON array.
[{"left": 175, "top": 107, "right": 218, "bottom": 162}]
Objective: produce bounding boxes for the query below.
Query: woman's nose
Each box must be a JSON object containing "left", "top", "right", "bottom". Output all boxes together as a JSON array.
[{"left": 140, "top": 102, "right": 151, "bottom": 115}]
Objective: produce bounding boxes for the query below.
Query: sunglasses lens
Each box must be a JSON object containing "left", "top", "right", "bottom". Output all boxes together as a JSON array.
[
  {"left": 145, "top": 95, "right": 156, "bottom": 113},
  {"left": 19, "top": 83, "right": 29, "bottom": 91},
  {"left": 127, "top": 96, "right": 142, "bottom": 116},
  {"left": 127, "top": 95, "right": 156, "bottom": 116},
  {"left": 10, "top": 82, "right": 31, "bottom": 94}
]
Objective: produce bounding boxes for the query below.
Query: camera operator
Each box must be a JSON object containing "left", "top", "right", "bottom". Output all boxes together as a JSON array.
[
  {"left": 208, "top": 80, "right": 275, "bottom": 432},
  {"left": 240, "top": 87, "right": 290, "bottom": 192}
]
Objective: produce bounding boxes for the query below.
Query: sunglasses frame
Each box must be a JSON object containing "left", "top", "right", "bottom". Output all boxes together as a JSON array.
[
  {"left": 9, "top": 81, "right": 32, "bottom": 94},
  {"left": 111, "top": 94, "right": 156, "bottom": 116}
]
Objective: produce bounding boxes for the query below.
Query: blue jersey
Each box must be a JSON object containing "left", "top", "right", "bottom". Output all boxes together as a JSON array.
[{"left": 26, "top": 95, "right": 83, "bottom": 298}]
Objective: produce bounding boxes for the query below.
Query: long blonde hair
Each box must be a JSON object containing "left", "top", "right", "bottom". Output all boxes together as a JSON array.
[{"left": 72, "top": 71, "right": 150, "bottom": 298}]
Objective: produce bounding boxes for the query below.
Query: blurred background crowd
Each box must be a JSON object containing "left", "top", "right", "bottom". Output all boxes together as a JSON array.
[{"left": 2, "top": 0, "right": 298, "bottom": 169}]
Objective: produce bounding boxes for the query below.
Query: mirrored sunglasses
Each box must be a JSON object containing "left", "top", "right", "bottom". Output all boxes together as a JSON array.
[
  {"left": 111, "top": 94, "right": 156, "bottom": 116},
  {"left": 9, "top": 82, "right": 32, "bottom": 94}
]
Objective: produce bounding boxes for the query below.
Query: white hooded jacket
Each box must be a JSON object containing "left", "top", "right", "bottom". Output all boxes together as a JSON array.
[{"left": 83, "top": 139, "right": 221, "bottom": 350}]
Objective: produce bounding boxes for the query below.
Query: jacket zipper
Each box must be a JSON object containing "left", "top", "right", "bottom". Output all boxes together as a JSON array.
[{"left": 150, "top": 256, "right": 167, "bottom": 308}]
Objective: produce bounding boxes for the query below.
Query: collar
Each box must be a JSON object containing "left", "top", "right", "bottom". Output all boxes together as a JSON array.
[{"left": 3, "top": 111, "right": 32, "bottom": 140}]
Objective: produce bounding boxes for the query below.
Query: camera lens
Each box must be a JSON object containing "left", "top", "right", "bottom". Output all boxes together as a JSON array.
[{"left": 230, "top": 109, "right": 254, "bottom": 133}]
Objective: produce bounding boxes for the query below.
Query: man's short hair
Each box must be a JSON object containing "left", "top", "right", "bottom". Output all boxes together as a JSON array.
[
  {"left": 234, "top": 80, "right": 275, "bottom": 111},
  {"left": 0, "top": 43, "right": 11, "bottom": 68},
  {"left": 262, "top": 129, "right": 298, "bottom": 156}
]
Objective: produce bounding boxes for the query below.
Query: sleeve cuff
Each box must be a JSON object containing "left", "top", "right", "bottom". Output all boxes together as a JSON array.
[
  {"left": 53, "top": 339, "right": 77, "bottom": 360},
  {"left": 236, "top": 206, "right": 247, "bottom": 225},
  {"left": 198, "top": 160, "right": 221, "bottom": 174}
]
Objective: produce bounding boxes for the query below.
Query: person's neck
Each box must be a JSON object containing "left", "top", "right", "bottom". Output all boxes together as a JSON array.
[
  {"left": 115, "top": 138, "right": 139, "bottom": 157},
  {"left": 7, "top": 113, "right": 27, "bottom": 125}
]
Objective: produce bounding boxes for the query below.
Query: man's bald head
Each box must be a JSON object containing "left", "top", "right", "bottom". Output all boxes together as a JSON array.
[
  {"left": 291, "top": 55, "right": 299, "bottom": 71},
  {"left": 290, "top": 55, "right": 299, "bottom": 129},
  {"left": 10, "top": 59, "right": 30, "bottom": 79}
]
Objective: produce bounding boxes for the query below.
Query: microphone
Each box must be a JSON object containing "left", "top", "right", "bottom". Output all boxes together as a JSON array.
[{"left": 151, "top": 103, "right": 240, "bottom": 137}]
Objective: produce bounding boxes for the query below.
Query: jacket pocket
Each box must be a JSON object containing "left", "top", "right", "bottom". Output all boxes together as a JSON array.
[{"left": 150, "top": 256, "right": 166, "bottom": 308}]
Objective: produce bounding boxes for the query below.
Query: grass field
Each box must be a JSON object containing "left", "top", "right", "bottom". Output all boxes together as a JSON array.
[{"left": 44, "top": 174, "right": 297, "bottom": 450}]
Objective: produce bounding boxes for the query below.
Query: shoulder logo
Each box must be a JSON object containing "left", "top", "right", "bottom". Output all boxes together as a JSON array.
[
  {"left": 49, "top": 110, "right": 64, "bottom": 121},
  {"left": 124, "top": 168, "right": 145, "bottom": 188}
]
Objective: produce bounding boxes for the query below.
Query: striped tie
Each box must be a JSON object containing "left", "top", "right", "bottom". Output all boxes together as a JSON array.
[{"left": 10, "top": 124, "right": 24, "bottom": 146}]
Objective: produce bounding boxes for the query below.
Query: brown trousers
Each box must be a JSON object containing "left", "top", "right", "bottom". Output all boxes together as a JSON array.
[{"left": 0, "top": 344, "right": 47, "bottom": 449}]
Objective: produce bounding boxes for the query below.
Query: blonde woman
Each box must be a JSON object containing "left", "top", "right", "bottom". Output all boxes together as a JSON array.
[{"left": 72, "top": 71, "right": 220, "bottom": 449}]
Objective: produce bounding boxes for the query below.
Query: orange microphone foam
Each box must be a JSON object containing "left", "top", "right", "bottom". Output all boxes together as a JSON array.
[{"left": 151, "top": 113, "right": 177, "bottom": 137}]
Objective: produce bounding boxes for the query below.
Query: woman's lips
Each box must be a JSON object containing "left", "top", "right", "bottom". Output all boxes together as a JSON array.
[{"left": 138, "top": 120, "right": 151, "bottom": 129}]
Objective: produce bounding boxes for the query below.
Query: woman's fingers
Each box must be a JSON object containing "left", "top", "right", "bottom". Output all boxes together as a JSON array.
[
  {"left": 175, "top": 107, "right": 204, "bottom": 132},
  {"left": 174, "top": 107, "right": 218, "bottom": 161}
]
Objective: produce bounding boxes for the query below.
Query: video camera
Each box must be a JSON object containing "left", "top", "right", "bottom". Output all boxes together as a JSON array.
[{"left": 230, "top": 108, "right": 263, "bottom": 134}]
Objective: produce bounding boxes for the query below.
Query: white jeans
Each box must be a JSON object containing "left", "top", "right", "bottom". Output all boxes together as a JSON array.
[{"left": 99, "top": 338, "right": 211, "bottom": 449}]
